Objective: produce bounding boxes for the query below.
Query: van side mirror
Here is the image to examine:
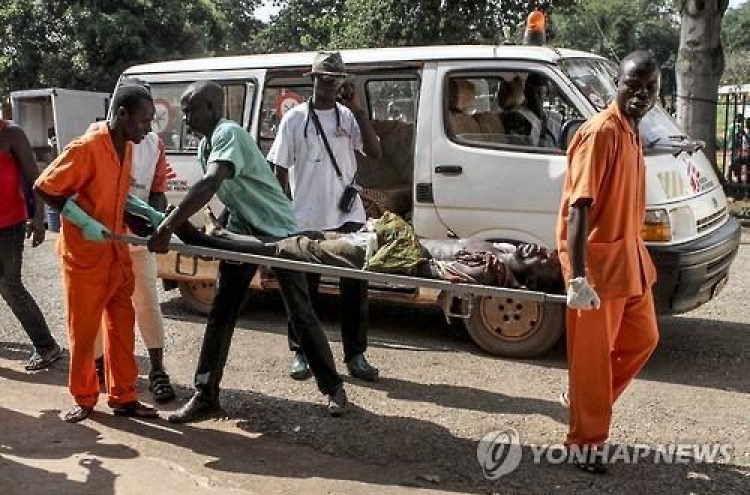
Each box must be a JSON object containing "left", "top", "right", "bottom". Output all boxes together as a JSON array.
[{"left": 560, "top": 119, "right": 586, "bottom": 151}]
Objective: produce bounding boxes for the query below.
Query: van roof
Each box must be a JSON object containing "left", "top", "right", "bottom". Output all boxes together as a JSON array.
[{"left": 123, "top": 45, "right": 605, "bottom": 75}]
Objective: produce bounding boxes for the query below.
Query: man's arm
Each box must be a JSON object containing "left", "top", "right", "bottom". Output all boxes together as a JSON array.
[
  {"left": 351, "top": 108, "right": 382, "bottom": 159},
  {"left": 567, "top": 199, "right": 591, "bottom": 278},
  {"left": 274, "top": 165, "right": 292, "bottom": 200},
  {"left": 147, "top": 160, "right": 233, "bottom": 253},
  {"left": 339, "top": 82, "right": 382, "bottom": 159},
  {"left": 9, "top": 127, "right": 46, "bottom": 246},
  {"left": 148, "top": 191, "right": 168, "bottom": 212}
]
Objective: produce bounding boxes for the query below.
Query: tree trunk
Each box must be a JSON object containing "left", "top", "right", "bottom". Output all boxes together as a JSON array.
[{"left": 675, "top": 0, "right": 729, "bottom": 167}]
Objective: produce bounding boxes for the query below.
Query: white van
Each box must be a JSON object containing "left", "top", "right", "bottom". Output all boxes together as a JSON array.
[{"left": 119, "top": 45, "right": 741, "bottom": 358}]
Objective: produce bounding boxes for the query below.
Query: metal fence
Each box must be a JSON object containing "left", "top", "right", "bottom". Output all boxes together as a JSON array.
[{"left": 717, "top": 85, "right": 750, "bottom": 198}]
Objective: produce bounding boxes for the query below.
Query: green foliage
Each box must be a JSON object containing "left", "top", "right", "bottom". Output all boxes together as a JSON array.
[
  {"left": 551, "top": 0, "right": 680, "bottom": 95},
  {"left": 722, "top": 2, "right": 750, "bottom": 53},
  {"left": 0, "top": 0, "right": 227, "bottom": 96},
  {"left": 722, "top": 50, "right": 750, "bottom": 85},
  {"left": 252, "top": 0, "right": 576, "bottom": 52}
]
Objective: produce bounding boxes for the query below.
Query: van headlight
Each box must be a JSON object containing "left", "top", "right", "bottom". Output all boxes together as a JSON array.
[
  {"left": 642, "top": 209, "right": 671, "bottom": 242},
  {"left": 667, "top": 206, "right": 696, "bottom": 241}
]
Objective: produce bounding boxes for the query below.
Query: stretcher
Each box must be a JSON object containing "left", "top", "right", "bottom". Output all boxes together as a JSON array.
[{"left": 113, "top": 234, "right": 566, "bottom": 310}]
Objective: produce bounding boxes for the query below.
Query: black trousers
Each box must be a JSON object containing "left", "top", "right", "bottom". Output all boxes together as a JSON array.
[
  {"left": 194, "top": 260, "right": 342, "bottom": 401},
  {"left": 0, "top": 222, "right": 56, "bottom": 351},
  {"left": 287, "top": 222, "right": 369, "bottom": 362}
]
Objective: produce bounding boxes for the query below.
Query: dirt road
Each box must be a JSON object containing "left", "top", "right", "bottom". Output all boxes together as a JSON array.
[{"left": 0, "top": 232, "right": 748, "bottom": 494}]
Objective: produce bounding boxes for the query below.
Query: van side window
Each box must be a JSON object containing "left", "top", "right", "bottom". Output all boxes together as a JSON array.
[
  {"left": 258, "top": 85, "right": 313, "bottom": 154},
  {"left": 358, "top": 78, "right": 419, "bottom": 219},
  {"left": 365, "top": 79, "right": 419, "bottom": 123},
  {"left": 148, "top": 82, "right": 248, "bottom": 152},
  {"left": 444, "top": 73, "right": 582, "bottom": 151}
]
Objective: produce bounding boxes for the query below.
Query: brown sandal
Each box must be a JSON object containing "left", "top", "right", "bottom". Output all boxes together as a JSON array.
[
  {"left": 63, "top": 405, "right": 93, "bottom": 423},
  {"left": 148, "top": 371, "right": 176, "bottom": 403},
  {"left": 109, "top": 401, "right": 159, "bottom": 418}
]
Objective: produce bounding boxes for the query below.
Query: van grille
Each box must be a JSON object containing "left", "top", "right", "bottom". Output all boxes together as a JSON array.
[{"left": 697, "top": 208, "right": 727, "bottom": 234}]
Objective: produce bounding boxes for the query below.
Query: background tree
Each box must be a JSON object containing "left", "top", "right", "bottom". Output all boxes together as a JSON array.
[
  {"left": 551, "top": 0, "right": 680, "bottom": 101},
  {"left": 675, "top": 0, "right": 730, "bottom": 165},
  {"left": 253, "top": 1, "right": 575, "bottom": 52}
]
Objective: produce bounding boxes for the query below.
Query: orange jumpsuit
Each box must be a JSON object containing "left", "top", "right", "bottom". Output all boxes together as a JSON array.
[
  {"left": 556, "top": 102, "right": 659, "bottom": 447},
  {"left": 35, "top": 122, "right": 138, "bottom": 408}
]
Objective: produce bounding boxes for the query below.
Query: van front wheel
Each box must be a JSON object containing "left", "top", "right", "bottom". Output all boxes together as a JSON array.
[{"left": 464, "top": 297, "right": 564, "bottom": 358}]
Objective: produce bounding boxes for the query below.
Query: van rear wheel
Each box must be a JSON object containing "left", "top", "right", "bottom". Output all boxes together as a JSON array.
[
  {"left": 464, "top": 296, "right": 564, "bottom": 358},
  {"left": 178, "top": 281, "right": 216, "bottom": 315}
]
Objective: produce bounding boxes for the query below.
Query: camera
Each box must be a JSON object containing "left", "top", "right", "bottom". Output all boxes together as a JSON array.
[{"left": 338, "top": 183, "right": 360, "bottom": 213}]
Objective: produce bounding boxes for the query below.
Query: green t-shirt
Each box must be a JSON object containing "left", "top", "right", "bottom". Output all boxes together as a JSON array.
[{"left": 198, "top": 119, "right": 298, "bottom": 237}]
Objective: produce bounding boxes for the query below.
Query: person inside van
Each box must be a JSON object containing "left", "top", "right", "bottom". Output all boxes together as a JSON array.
[
  {"left": 447, "top": 79, "right": 481, "bottom": 137},
  {"left": 524, "top": 72, "right": 562, "bottom": 148},
  {"left": 497, "top": 76, "right": 542, "bottom": 146}
]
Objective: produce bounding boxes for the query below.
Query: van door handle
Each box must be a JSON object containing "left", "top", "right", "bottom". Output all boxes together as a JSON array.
[{"left": 435, "top": 165, "right": 463, "bottom": 175}]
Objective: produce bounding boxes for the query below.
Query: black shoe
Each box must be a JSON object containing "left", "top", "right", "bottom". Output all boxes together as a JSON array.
[
  {"left": 327, "top": 386, "right": 348, "bottom": 417},
  {"left": 25, "top": 344, "right": 63, "bottom": 371},
  {"left": 346, "top": 354, "right": 379, "bottom": 382},
  {"left": 289, "top": 352, "right": 312, "bottom": 381},
  {"left": 168, "top": 393, "right": 225, "bottom": 424}
]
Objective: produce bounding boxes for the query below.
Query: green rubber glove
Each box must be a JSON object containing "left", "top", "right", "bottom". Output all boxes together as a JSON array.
[
  {"left": 60, "top": 198, "right": 110, "bottom": 242},
  {"left": 125, "top": 194, "right": 165, "bottom": 227}
]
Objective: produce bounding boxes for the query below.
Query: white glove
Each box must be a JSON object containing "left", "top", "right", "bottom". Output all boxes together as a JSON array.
[{"left": 567, "top": 276, "right": 601, "bottom": 310}]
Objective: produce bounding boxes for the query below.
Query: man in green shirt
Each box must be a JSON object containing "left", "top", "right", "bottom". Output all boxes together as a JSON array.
[{"left": 148, "top": 81, "right": 347, "bottom": 422}]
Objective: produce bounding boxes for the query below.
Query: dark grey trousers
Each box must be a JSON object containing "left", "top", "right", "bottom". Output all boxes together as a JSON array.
[{"left": 0, "top": 222, "right": 56, "bottom": 351}]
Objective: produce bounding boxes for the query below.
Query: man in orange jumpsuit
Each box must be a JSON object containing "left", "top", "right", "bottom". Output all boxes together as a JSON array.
[
  {"left": 35, "top": 85, "right": 161, "bottom": 423},
  {"left": 556, "top": 51, "right": 661, "bottom": 473}
]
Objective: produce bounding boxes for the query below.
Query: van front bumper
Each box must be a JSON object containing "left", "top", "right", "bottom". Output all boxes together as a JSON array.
[{"left": 649, "top": 217, "right": 741, "bottom": 315}]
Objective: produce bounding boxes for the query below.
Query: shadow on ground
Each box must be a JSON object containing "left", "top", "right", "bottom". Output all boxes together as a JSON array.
[
  {"left": 1, "top": 341, "right": 748, "bottom": 492},
  {"left": 0, "top": 406, "right": 136, "bottom": 494},
  {"left": 161, "top": 286, "right": 750, "bottom": 394}
]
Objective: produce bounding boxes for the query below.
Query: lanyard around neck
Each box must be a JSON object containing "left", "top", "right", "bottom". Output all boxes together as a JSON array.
[{"left": 303, "top": 98, "right": 341, "bottom": 139}]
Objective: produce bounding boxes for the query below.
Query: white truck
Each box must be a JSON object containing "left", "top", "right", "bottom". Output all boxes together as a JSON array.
[{"left": 10, "top": 88, "right": 110, "bottom": 163}]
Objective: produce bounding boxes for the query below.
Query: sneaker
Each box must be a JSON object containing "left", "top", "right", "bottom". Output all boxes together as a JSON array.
[
  {"left": 289, "top": 352, "right": 312, "bottom": 381},
  {"left": 327, "top": 386, "right": 348, "bottom": 417},
  {"left": 25, "top": 344, "right": 63, "bottom": 371},
  {"left": 345, "top": 353, "right": 379, "bottom": 382},
  {"left": 559, "top": 391, "right": 570, "bottom": 409}
]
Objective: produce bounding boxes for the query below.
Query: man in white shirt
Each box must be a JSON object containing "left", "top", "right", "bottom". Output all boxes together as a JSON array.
[{"left": 268, "top": 51, "right": 382, "bottom": 382}]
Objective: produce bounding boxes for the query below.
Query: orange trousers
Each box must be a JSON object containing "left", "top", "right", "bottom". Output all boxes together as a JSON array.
[
  {"left": 63, "top": 258, "right": 138, "bottom": 408},
  {"left": 565, "top": 290, "right": 659, "bottom": 446}
]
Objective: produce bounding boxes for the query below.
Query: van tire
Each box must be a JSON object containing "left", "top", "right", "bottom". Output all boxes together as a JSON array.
[
  {"left": 464, "top": 297, "right": 564, "bottom": 358},
  {"left": 178, "top": 281, "right": 217, "bottom": 316}
]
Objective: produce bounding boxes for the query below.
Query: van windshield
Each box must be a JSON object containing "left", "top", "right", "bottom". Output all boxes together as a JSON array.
[{"left": 561, "top": 58, "right": 688, "bottom": 152}]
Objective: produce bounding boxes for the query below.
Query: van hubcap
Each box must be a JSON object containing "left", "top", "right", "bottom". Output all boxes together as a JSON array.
[{"left": 479, "top": 297, "right": 542, "bottom": 341}]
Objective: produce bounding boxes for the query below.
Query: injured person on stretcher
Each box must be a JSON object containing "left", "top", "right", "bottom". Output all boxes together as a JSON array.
[{"left": 144, "top": 210, "right": 564, "bottom": 294}]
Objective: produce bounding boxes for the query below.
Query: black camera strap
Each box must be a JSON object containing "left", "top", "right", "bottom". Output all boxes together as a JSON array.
[{"left": 307, "top": 99, "right": 355, "bottom": 187}]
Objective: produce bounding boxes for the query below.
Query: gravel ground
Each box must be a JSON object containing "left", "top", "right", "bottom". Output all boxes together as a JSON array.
[{"left": 0, "top": 231, "right": 748, "bottom": 494}]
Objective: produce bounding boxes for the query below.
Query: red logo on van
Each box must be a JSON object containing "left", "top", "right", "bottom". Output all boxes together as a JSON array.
[{"left": 687, "top": 161, "right": 701, "bottom": 193}]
